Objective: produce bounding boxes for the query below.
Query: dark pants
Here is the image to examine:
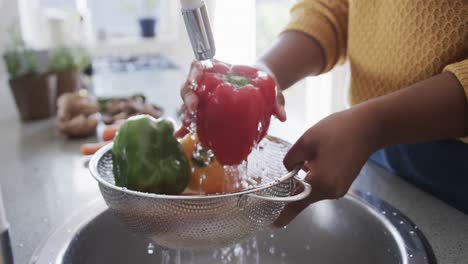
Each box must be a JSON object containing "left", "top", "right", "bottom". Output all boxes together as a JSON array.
[{"left": 369, "top": 140, "right": 468, "bottom": 214}]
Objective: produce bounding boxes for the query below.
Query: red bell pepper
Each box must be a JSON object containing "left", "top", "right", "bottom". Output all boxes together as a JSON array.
[{"left": 193, "top": 60, "right": 277, "bottom": 165}]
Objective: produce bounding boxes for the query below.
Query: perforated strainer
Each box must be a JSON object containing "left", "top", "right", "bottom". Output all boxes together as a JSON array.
[{"left": 89, "top": 135, "right": 311, "bottom": 250}]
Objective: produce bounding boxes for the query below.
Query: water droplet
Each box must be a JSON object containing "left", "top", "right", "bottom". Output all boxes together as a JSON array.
[
  {"left": 270, "top": 233, "right": 275, "bottom": 238},
  {"left": 233, "top": 245, "right": 243, "bottom": 256},
  {"left": 67, "top": 229, "right": 72, "bottom": 233},
  {"left": 259, "top": 143, "right": 264, "bottom": 150},
  {"left": 381, "top": 211, "right": 386, "bottom": 215},
  {"left": 410, "top": 231, "right": 415, "bottom": 235},
  {"left": 281, "top": 252, "right": 287, "bottom": 257},
  {"left": 147, "top": 243, "right": 155, "bottom": 255},
  {"left": 399, "top": 221, "right": 404, "bottom": 224},
  {"left": 305, "top": 245, "right": 311, "bottom": 251},
  {"left": 252, "top": 240, "right": 257, "bottom": 249},
  {"left": 18, "top": 243, "right": 23, "bottom": 248},
  {"left": 409, "top": 254, "right": 413, "bottom": 258},
  {"left": 392, "top": 212, "right": 397, "bottom": 216},
  {"left": 269, "top": 246, "right": 275, "bottom": 254},
  {"left": 414, "top": 225, "right": 418, "bottom": 229}
]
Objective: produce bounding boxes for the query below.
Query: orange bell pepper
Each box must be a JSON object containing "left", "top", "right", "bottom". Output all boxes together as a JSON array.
[{"left": 180, "top": 133, "right": 240, "bottom": 194}]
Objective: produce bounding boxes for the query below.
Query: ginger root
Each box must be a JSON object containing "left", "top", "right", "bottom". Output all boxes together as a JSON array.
[{"left": 57, "top": 93, "right": 100, "bottom": 138}]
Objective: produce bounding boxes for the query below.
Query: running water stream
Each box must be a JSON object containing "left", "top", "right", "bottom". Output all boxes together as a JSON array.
[{"left": 152, "top": 237, "right": 262, "bottom": 264}]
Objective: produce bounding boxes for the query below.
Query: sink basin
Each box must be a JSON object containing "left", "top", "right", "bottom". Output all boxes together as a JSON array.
[{"left": 31, "top": 191, "right": 435, "bottom": 264}]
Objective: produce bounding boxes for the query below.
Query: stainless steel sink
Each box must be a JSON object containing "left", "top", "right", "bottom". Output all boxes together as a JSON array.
[{"left": 31, "top": 191, "right": 435, "bottom": 264}]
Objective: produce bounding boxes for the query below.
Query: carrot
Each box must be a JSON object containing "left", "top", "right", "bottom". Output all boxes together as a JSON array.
[
  {"left": 102, "top": 124, "right": 120, "bottom": 141},
  {"left": 80, "top": 141, "right": 111, "bottom": 155}
]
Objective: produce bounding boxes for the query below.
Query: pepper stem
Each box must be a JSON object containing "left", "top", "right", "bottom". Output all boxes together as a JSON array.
[
  {"left": 224, "top": 75, "right": 250, "bottom": 87},
  {"left": 192, "top": 148, "right": 212, "bottom": 168}
]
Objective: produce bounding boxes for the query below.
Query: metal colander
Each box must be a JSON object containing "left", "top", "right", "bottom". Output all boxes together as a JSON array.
[{"left": 89, "top": 136, "right": 311, "bottom": 250}]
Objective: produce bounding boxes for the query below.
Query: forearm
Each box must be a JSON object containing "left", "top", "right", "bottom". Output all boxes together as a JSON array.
[
  {"left": 361, "top": 72, "right": 468, "bottom": 148},
  {"left": 256, "top": 31, "right": 325, "bottom": 90}
]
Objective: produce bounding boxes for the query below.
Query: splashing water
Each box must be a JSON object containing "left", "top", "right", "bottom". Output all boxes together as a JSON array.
[
  {"left": 147, "top": 243, "right": 154, "bottom": 254},
  {"left": 269, "top": 246, "right": 275, "bottom": 254},
  {"left": 223, "top": 160, "right": 259, "bottom": 192},
  {"left": 211, "top": 237, "right": 259, "bottom": 264},
  {"left": 161, "top": 249, "right": 181, "bottom": 264}
]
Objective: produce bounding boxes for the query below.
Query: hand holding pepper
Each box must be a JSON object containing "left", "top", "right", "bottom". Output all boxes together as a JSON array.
[
  {"left": 180, "top": 60, "right": 287, "bottom": 165},
  {"left": 181, "top": 61, "right": 286, "bottom": 121}
]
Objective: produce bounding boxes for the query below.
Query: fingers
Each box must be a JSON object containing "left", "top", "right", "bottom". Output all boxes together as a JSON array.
[
  {"left": 181, "top": 61, "right": 203, "bottom": 112},
  {"left": 283, "top": 137, "right": 306, "bottom": 171},
  {"left": 181, "top": 83, "right": 198, "bottom": 112},
  {"left": 275, "top": 91, "right": 287, "bottom": 122},
  {"left": 276, "top": 133, "right": 319, "bottom": 227},
  {"left": 273, "top": 171, "right": 322, "bottom": 227}
]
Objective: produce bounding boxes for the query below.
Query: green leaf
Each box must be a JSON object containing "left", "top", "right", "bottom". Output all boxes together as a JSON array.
[
  {"left": 48, "top": 46, "right": 91, "bottom": 72},
  {"left": 3, "top": 51, "right": 21, "bottom": 79}
]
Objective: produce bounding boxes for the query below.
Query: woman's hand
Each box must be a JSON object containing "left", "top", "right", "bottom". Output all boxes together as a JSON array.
[
  {"left": 274, "top": 106, "right": 383, "bottom": 227},
  {"left": 275, "top": 71, "right": 468, "bottom": 227},
  {"left": 180, "top": 61, "right": 287, "bottom": 121}
]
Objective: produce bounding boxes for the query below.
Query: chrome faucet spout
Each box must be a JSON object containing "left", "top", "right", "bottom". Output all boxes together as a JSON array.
[{"left": 181, "top": 0, "right": 216, "bottom": 61}]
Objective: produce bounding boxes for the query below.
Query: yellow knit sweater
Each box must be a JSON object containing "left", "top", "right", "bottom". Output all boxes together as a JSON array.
[{"left": 285, "top": 0, "right": 468, "bottom": 105}]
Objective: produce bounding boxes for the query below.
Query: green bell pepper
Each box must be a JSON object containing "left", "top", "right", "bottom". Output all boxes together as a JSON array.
[{"left": 112, "top": 115, "right": 190, "bottom": 194}]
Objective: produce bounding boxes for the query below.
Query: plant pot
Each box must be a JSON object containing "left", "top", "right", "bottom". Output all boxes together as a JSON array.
[
  {"left": 9, "top": 73, "right": 57, "bottom": 121},
  {"left": 139, "top": 17, "right": 157, "bottom": 38},
  {"left": 56, "top": 69, "right": 81, "bottom": 98}
]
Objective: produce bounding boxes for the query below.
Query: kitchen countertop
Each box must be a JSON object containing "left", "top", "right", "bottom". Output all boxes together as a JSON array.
[{"left": 1, "top": 61, "right": 467, "bottom": 263}]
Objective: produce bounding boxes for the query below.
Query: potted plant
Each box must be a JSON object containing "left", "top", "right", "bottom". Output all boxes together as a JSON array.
[
  {"left": 48, "top": 46, "right": 91, "bottom": 98},
  {"left": 4, "top": 45, "right": 57, "bottom": 121}
]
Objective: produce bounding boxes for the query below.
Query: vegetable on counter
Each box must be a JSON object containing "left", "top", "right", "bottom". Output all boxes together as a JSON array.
[
  {"left": 193, "top": 60, "right": 277, "bottom": 165},
  {"left": 79, "top": 123, "right": 122, "bottom": 155},
  {"left": 112, "top": 115, "right": 190, "bottom": 195},
  {"left": 181, "top": 133, "right": 239, "bottom": 194},
  {"left": 102, "top": 123, "right": 121, "bottom": 141},
  {"left": 57, "top": 92, "right": 100, "bottom": 138},
  {"left": 80, "top": 141, "right": 111, "bottom": 155},
  {"left": 98, "top": 94, "right": 163, "bottom": 125}
]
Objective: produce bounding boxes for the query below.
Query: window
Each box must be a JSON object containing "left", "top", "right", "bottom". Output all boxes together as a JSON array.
[
  {"left": 86, "top": 0, "right": 177, "bottom": 42},
  {"left": 17, "top": 0, "right": 180, "bottom": 54}
]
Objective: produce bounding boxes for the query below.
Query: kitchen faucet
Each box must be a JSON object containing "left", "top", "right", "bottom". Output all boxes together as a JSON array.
[{"left": 180, "top": 0, "right": 216, "bottom": 61}]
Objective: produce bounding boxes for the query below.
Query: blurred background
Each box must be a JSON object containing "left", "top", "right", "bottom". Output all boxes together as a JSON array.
[{"left": 0, "top": 0, "right": 349, "bottom": 141}]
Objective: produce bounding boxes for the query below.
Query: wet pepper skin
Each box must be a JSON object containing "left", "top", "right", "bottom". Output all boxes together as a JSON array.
[
  {"left": 180, "top": 133, "right": 237, "bottom": 194},
  {"left": 194, "top": 60, "right": 277, "bottom": 165}
]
